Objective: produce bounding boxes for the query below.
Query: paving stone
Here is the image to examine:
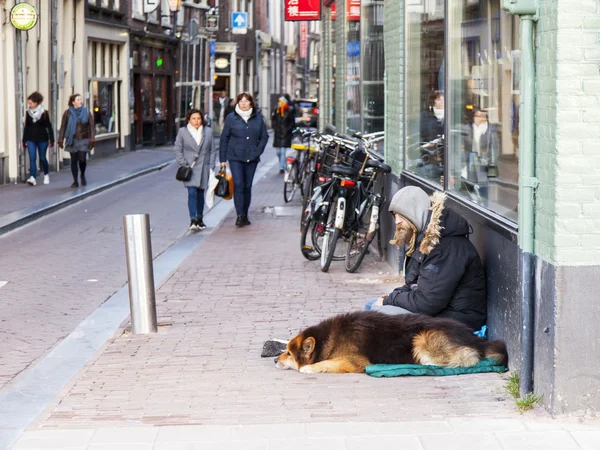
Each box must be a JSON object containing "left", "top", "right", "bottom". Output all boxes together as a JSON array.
[{"left": 495, "top": 431, "right": 582, "bottom": 450}]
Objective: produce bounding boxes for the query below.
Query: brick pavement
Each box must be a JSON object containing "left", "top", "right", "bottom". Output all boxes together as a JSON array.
[{"left": 31, "top": 158, "right": 533, "bottom": 431}]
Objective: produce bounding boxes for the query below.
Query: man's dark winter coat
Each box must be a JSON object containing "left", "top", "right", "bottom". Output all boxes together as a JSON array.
[
  {"left": 385, "top": 192, "right": 487, "bottom": 330},
  {"left": 271, "top": 106, "right": 295, "bottom": 148}
]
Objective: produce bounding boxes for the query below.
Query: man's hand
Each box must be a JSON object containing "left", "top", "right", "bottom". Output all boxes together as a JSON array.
[
  {"left": 372, "top": 297, "right": 385, "bottom": 307},
  {"left": 220, "top": 162, "right": 227, "bottom": 169}
]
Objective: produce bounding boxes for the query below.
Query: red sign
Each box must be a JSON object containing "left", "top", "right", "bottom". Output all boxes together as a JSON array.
[
  {"left": 285, "top": 0, "right": 321, "bottom": 21},
  {"left": 300, "top": 22, "right": 308, "bottom": 59},
  {"left": 331, "top": 3, "right": 336, "bottom": 20},
  {"left": 347, "top": 0, "right": 360, "bottom": 21}
]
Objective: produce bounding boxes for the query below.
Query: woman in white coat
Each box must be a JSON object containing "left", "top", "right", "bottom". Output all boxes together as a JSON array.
[{"left": 174, "top": 109, "right": 217, "bottom": 231}]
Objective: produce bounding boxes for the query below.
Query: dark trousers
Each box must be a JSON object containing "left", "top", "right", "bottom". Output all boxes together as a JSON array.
[
  {"left": 186, "top": 187, "right": 205, "bottom": 220},
  {"left": 26, "top": 141, "right": 49, "bottom": 177},
  {"left": 69, "top": 151, "right": 87, "bottom": 181},
  {"left": 228, "top": 160, "right": 258, "bottom": 217}
]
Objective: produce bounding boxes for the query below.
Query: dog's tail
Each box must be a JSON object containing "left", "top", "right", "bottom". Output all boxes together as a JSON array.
[{"left": 484, "top": 340, "right": 508, "bottom": 366}]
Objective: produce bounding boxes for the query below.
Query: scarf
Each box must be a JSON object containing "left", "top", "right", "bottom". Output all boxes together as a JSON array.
[
  {"left": 66, "top": 106, "right": 89, "bottom": 146},
  {"left": 235, "top": 105, "right": 253, "bottom": 123},
  {"left": 473, "top": 122, "right": 488, "bottom": 155},
  {"left": 28, "top": 104, "right": 45, "bottom": 123},
  {"left": 187, "top": 124, "right": 203, "bottom": 146}
]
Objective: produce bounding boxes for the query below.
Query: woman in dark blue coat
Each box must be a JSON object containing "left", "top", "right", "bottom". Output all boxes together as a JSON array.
[{"left": 219, "top": 93, "right": 269, "bottom": 228}]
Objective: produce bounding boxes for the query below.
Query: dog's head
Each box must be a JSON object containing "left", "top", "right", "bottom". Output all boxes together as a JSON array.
[{"left": 274, "top": 334, "right": 316, "bottom": 371}]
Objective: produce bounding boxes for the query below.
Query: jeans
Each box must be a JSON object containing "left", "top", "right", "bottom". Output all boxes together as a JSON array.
[
  {"left": 275, "top": 148, "right": 287, "bottom": 171},
  {"left": 363, "top": 297, "right": 413, "bottom": 316},
  {"left": 187, "top": 187, "right": 205, "bottom": 220},
  {"left": 228, "top": 160, "right": 258, "bottom": 217},
  {"left": 26, "top": 141, "right": 49, "bottom": 177}
]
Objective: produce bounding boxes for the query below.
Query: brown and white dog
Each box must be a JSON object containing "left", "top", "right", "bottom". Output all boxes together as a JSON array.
[{"left": 275, "top": 311, "right": 507, "bottom": 374}]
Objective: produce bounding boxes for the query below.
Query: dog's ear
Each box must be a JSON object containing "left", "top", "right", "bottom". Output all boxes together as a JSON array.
[{"left": 301, "top": 337, "right": 315, "bottom": 355}]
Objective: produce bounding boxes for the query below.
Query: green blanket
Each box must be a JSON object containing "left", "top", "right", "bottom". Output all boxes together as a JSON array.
[{"left": 366, "top": 358, "right": 507, "bottom": 377}]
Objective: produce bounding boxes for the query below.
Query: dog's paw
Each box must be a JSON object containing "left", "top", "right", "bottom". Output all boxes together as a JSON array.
[{"left": 299, "top": 365, "right": 321, "bottom": 374}]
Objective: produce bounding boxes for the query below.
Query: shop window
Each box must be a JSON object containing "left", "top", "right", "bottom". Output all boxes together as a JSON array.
[
  {"left": 91, "top": 81, "right": 115, "bottom": 135},
  {"left": 405, "top": 0, "right": 445, "bottom": 185},
  {"left": 346, "top": 20, "right": 361, "bottom": 134},
  {"left": 330, "top": 9, "right": 336, "bottom": 127},
  {"left": 446, "top": 1, "right": 520, "bottom": 221},
  {"left": 361, "top": 0, "right": 384, "bottom": 134},
  {"left": 154, "top": 77, "right": 166, "bottom": 119},
  {"left": 141, "top": 76, "right": 153, "bottom": 119},
  {"left": 141, "top": 48, "right": 151, "bottom": 71}
]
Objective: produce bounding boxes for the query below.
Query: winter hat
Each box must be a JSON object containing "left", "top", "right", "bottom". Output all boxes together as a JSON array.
[
  {"left": 278, "top": 96, "right": 288, "bottom": 104},
  {"left": 388, "top": 186, "right": 431, "bottom": 232}
]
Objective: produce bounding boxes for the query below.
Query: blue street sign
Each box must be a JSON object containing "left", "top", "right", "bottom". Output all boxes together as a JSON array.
[
  {"left": 232, "top": 11, "right": 248, "bottom": 34},
  {"left": 210, "top": 41, "right": 216, "bottom": 56}
]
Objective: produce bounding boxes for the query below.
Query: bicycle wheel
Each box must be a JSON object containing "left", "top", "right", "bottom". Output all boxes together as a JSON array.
[
  {"left": 311, "top": 199, "right": 347, "bottom": 261},
  {"left": 320, "top": 228, "right": 341, "bottom": 272},
  {"left": 299, "top": 171, "right": 315, "bottom": 232},
  {"left": 300, "top": 218, "right": 320, "bottom": 261},
  {"left": 345, "top": 229, "right": 372, "bottom": 273},
  {"left": 283, "top": 162, "right": 298, "bottom": 203},
  {"left": 298, "top": 152, "right": 309, "bottom": 198}
]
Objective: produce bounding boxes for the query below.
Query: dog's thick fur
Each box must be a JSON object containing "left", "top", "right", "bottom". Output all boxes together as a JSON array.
[{"left": 275, "top": 311, "right": 508, "bottom": 374}]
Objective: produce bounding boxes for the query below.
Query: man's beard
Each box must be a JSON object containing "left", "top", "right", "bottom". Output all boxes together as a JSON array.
[{"left": 389, "top": 220, "right": 417, "bottom": 255}]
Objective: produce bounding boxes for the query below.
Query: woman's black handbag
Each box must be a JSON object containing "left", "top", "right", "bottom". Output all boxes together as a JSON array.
[
  {"left": 175, "top": 165, "right": 193, "bottom": 182},
  {"left": 175, "top": 152, "right": 200, "bottom": 182},
  {"left": 215, "top": 168, "right": 233, "bottom": 200}
]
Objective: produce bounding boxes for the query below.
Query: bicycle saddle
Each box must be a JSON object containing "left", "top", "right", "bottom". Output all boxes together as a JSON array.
[
  {"left": 366, "top": 159, "right": 392, "bottom": 173},
  {"left": 331, "top": 163, "right": 359, "bottom": 177}
]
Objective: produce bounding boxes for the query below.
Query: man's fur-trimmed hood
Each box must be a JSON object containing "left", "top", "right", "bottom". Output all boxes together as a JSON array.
[
  {"left": 419, "top": 191, "right": 471, "bottom": 255},
  {"left": 419, "top": 191, "right": 446, "bottom": 255}
]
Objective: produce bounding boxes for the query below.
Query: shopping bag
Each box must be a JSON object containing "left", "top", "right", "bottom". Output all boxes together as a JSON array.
[
  {"left": 215, "top": 168, "right": 233, "bottom": 200},
  {"left": 205, "top": 169, "right": 219, "bottom": 209}
]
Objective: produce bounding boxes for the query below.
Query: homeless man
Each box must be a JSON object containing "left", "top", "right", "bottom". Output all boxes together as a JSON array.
[{"left": 365, "top": 186, "right": 487, "bottom": 331}]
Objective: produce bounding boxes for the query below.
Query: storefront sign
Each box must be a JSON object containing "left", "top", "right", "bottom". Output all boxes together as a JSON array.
[
  {"left": 299, "top": 22, "right": 308, "bottom": 59},
  {"left": 10, "top": 3, "right": 38, "bottom": 31},
  {"left": 285, "top": 0, "right": 321, "bottom": 21},
  {"left": 347, "top": 0, "right": 360, "bottom": 21},
  {"left": 215, "top": 58, "right": 229, "bottom": 70}
]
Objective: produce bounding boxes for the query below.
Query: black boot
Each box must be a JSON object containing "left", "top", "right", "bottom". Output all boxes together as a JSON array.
[
  {"left": 235, "top": 216, "right": 245, "bottom": 228},
  {"left": 242, "top": 215, "right": 251, "bottom": 226},
  {"left": 81, "top": 173, "right": 87, "bottom": 186}
]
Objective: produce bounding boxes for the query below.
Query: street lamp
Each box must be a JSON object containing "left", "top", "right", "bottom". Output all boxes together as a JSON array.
[
  {"left": 168, "top": 0, "right": 182, "bottom": 12},
  {"left": 167, "top": 0, "right": 182, "bottom": 38}
]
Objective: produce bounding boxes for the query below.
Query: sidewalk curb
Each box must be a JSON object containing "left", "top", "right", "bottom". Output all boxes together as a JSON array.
[{"left": 0, "top": 159, "right": 174, "bottom": 237}]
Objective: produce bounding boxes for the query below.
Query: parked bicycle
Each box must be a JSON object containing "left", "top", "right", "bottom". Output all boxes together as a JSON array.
[{"left": 299, "top": 131, "right": 391, "bottom": 273}]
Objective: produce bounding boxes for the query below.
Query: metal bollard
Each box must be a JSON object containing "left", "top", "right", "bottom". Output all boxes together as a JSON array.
[{"left": 123, "top": 214, "right": 158, "bottom": 334}]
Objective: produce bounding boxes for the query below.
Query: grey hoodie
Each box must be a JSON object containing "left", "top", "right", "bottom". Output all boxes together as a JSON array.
[{"left": 388, "top": 186, "right": 431, "bottom": 232}]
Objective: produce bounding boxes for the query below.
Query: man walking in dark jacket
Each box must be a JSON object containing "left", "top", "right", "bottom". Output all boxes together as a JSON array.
[{"left": 365, "top": 186, "right": 487, "bottom": 330}]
